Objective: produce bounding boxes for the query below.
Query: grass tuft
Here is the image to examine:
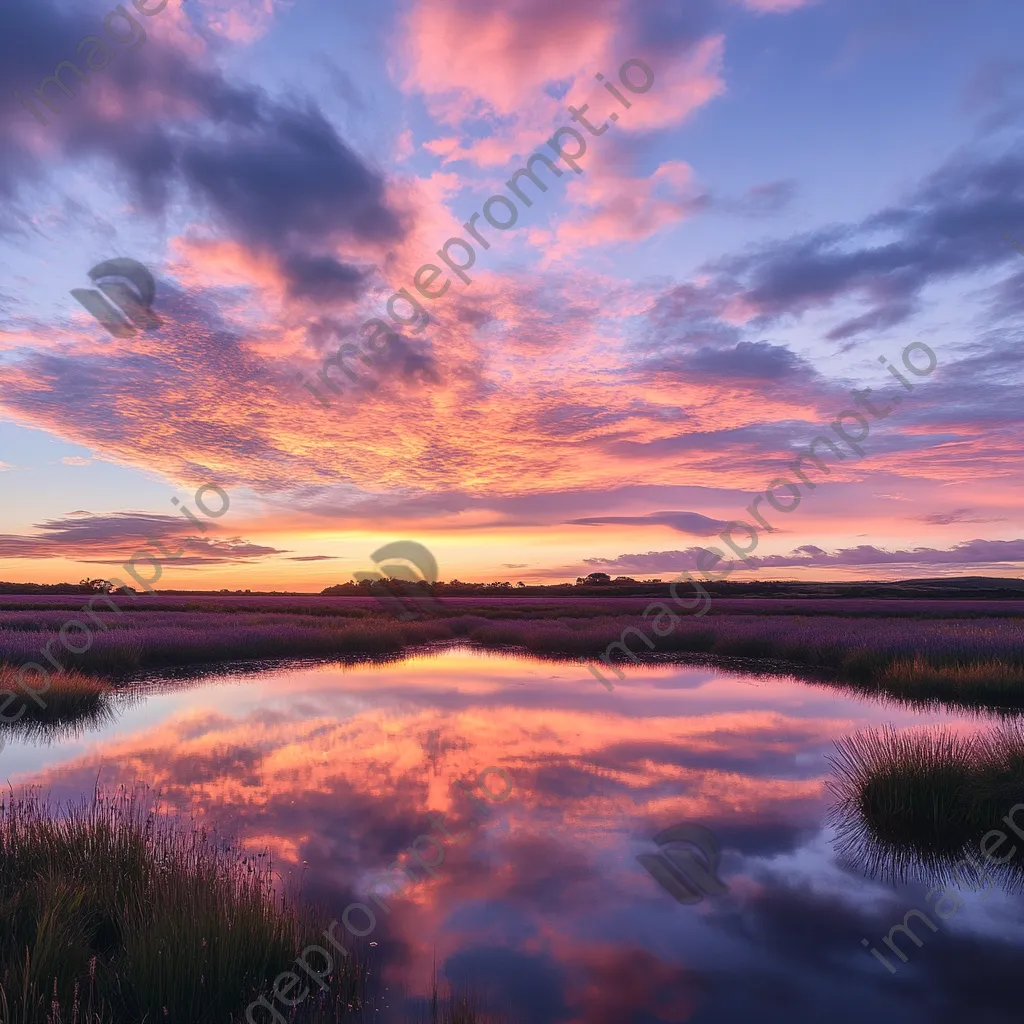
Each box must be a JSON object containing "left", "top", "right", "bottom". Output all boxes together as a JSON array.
[
  {"left": 0, "top": 787, "right": 368, "bottom": 1023},
  {"left": 0, "top": 668, "right": 115, "bottom": 726},
  {"left": 875, "top": 656, "right": 1024, "bottom": 708},
  {"left": 828, "top": 725, "right": 1024, "bottom": 882}
]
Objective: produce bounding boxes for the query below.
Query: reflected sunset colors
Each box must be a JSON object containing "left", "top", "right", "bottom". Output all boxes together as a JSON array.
[{"left": 2, "top": 648, "right": 1019, "bottom": 1022}]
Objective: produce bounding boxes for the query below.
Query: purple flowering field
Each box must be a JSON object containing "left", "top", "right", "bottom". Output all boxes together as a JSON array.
[{"left": 1, "top": 596, "right": 1022, "bottom": 697}]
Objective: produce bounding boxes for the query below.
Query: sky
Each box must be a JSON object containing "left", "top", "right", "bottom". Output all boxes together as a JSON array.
[{"left": 0, "top": 0, "right": 1022, "bottom": 590}]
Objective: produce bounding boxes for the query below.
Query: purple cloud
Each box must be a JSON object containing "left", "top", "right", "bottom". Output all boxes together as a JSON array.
[
  {"left": 0, "top": 512, "right": 287, "bottom": 565},
  {"left": 565, "top": 511, "right": 732, "bottom": 535},
  {"left": 585, "top": 538, "right": 1024, "bottom": 574}
]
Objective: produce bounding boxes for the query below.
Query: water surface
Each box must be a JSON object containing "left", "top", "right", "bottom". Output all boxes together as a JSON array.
[{"left": 1, "top": 648, "right": 1018, "bottom": 1022}]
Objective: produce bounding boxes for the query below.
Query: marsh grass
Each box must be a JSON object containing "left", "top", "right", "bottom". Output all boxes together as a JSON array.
[
  {"left": 828, "top": 725, "right": 1024, "bottom": 882},
  {"left": 425, "top": 982, "right": 485, "bottom": 1024},
  {"left": 403, "top": 975, "right": 497, "bottom": 1024},
  {"left": 874, "top": 656, "right": 1024, "bottom": 709},
  {"left": 0, "top": 787, "right": 367, "bottom": 1024},
  {"left": 4, "top": 604, "right": 1024, "bottom": 711},
  {"left": 0, "top": 668, "right": 116, "bottom": 726}
]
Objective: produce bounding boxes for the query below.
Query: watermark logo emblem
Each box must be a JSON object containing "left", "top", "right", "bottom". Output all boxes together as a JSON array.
[
  {"left": 637, "top": 822, "right": 728, "bottom": 905},
  {"left": 71, "top": 258, "right": 162, "bottom": 338},
  {"left": 354, "top": 541, "right": 442, "bottom": 621}
]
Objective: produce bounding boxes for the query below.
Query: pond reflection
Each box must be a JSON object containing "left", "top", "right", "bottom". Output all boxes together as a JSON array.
[{"left": 1, "top": 647, "right": 1021, "bottom": 1022}]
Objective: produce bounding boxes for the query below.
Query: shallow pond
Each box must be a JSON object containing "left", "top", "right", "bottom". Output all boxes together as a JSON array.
[{"left": 1, "top": 647, "right": 1019, "bottom": 1022}]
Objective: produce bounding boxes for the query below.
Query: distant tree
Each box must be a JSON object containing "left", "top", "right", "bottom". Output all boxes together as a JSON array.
[
  {"left": 517, "top": 581, "right": 526, "bottom": 588},
  {"left": 584, "top": 572, "right": 611, "bottom": 585},
  {"left": 575, "top": 577, "right": 585, "bottom": 585},
  {"left": 79, "top": 578, "right": 112, "bottom": 592}
]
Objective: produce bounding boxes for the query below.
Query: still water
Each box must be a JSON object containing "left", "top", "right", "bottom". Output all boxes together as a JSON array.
[{"left": 1, "top": 648, "right": 1019, "bottom": 1023}]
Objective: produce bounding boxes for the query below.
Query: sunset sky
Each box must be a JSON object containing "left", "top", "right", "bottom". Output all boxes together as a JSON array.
[{"left": 1, "top": 0, "right": 1022, "bottom": 589}]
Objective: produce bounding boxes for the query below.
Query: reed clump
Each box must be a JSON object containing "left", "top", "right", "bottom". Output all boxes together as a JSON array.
[
  {"left": 0, "top": 787, "right": 367, "bottom": 1024},
  {"left": 0, "top": 667, "right": 114, "bottom": 725},
  {"left": 874, "top": 656, "right": 1024, "bottom": 709},
  {"left": 828, "top": 725, "right": 1024, "bottom": 873},
  {"left": 415, "top": 975, "right": 498, "bottom": 1024}
]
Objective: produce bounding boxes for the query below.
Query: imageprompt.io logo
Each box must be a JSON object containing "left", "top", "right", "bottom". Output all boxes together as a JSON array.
[
  {"left": 354, "top": 540, "right": 442, "bottom": 622},
  {"left": 71, "top": 257, "right": 162, "bottom": 338},
  {"left": 637, "top": 823, "right": 729, "bottom": 905}
]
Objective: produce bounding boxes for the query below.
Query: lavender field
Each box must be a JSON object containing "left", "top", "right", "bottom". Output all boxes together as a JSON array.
[
  {"left": 4, "top": 594, "right": 1024, "bottom": 618},
  {"left": 2, "top": 594, "right": 1023, "bottom": 710}
]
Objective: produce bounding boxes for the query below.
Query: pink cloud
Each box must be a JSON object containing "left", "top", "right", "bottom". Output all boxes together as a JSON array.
[
  {"left": 400, "top": 0, "right": 726, "bottom": 171},
  {"left": 598, "top": 35, "right": 725, "bottom": 134},
  {"left": 394, "top": 128, "right": 416, "bottom": 162},
  {"left": 201, "top": 0, "right": 277, "bottom": 43},
  {"left": 740, "top": 0, "right": 817, "bottom": 10},
  {"left": 400, "top": 0, "right": 620, "bottom": 120},
  {"left": 553, "top": 159, "right": 707, "bottom": 250}
]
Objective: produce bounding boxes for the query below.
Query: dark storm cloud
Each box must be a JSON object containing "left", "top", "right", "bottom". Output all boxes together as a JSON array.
[
  {"left": 369, "top": 331, "right": 442, "bottom": 388},
  {"left": 0, "top": 0, "right": 97, "bottom": 199},
  {"left": 709, "top": 141, "right": 1024, "bottom": 338},
  {"left": 645, "top": 340, "right": 813, "bottom": 382},
  {"left": 641, "top": 139, "right": 1024, "bottom": 360},
  {"left": 174, "top": 102, "right": 404, "bottom": 252},
  {"left": 281, "top": 255, "right": 369, "bottom": 304},
  {"left": 0, "top": 0, "right": 405, "bottom": 307}
]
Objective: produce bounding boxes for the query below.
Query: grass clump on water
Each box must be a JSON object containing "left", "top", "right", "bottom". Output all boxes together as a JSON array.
[
  {"left": 828, "top": 725, "right": 1024, "bottom": 877},
  {"left": 874, "top": 656, "right": 1024, "bottom": 709},
  {"left": 0, "top": 668, "right": 115, "bottom": 726},
  {"left": 0, "top": 787, "right": 367, "bottom": 1024}
]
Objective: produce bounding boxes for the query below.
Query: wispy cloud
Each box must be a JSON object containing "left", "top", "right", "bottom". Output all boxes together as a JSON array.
[
  {"left": 565, "top": 511, "right": 733, "bottom": 535},
  {"left": 0, "top": 512, "right": 287, "bottom": 566}
]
